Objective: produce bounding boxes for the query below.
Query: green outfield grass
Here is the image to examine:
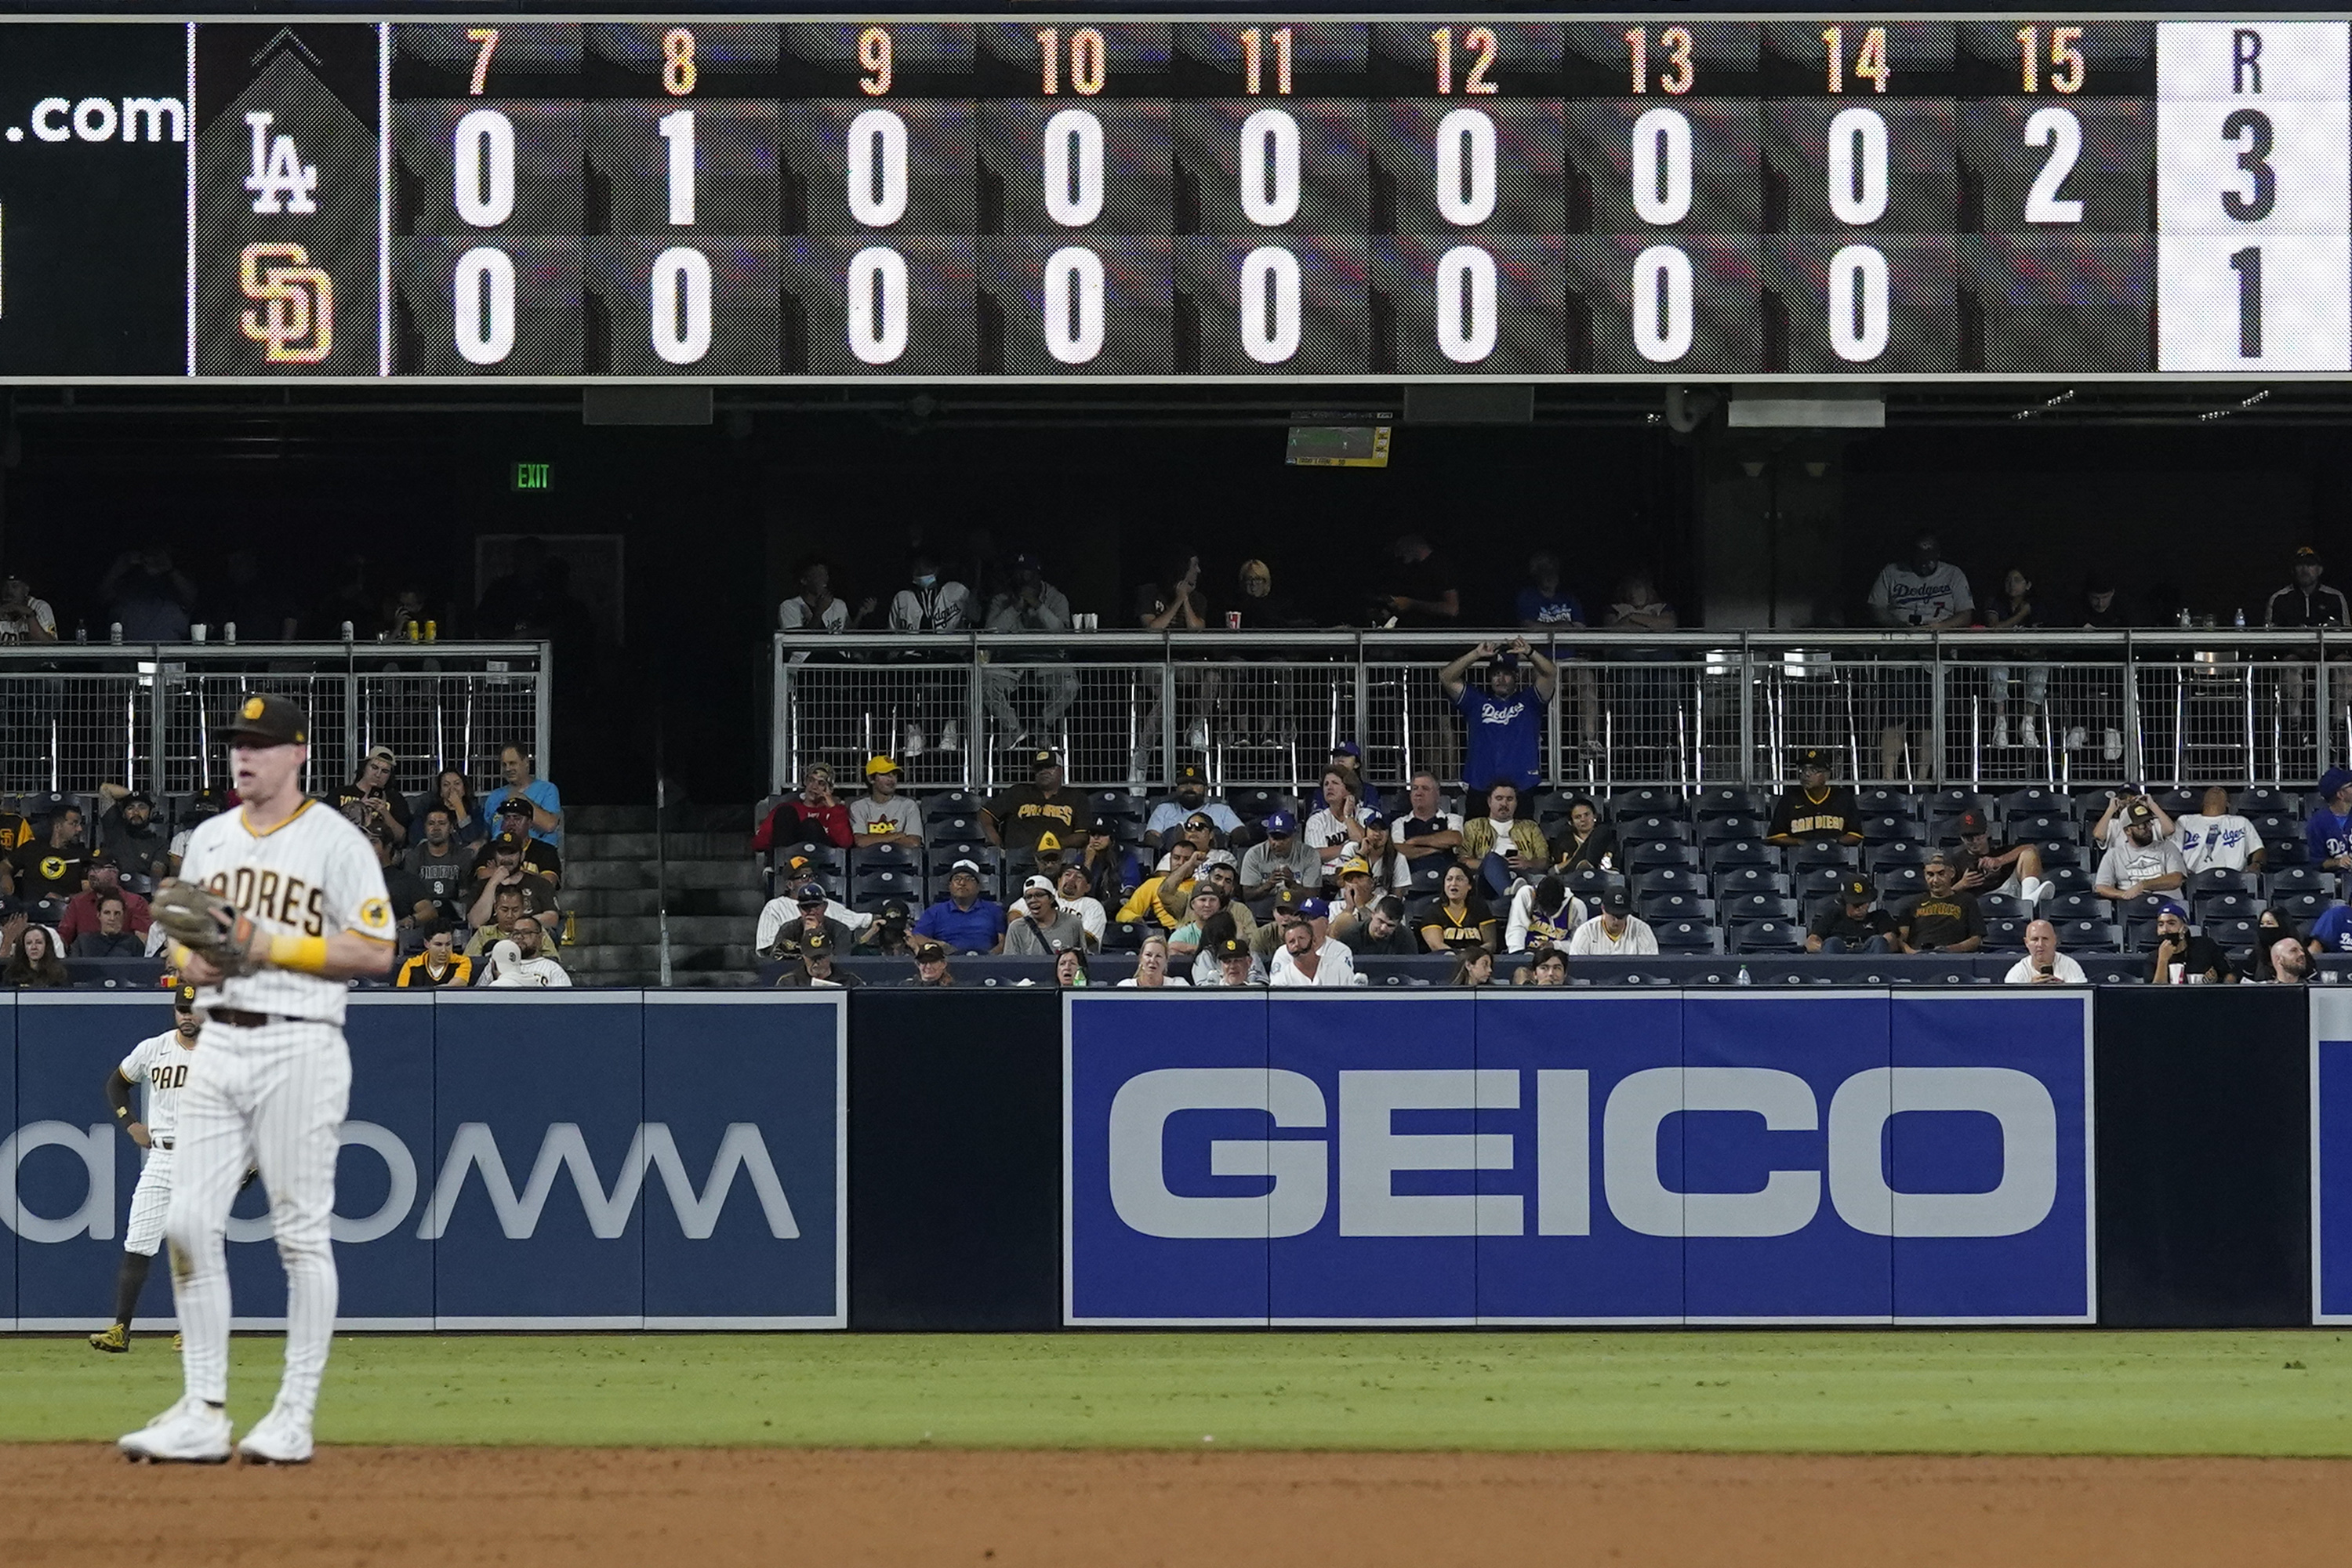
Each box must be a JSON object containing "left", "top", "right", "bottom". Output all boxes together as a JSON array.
[{"left": 7, "top": 1331, "right": 2352, "bottom": 1455}]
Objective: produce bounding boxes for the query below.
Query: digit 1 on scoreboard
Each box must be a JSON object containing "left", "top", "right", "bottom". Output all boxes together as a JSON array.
[
  {"left": 658, "top": 110, "right": 695, "bottom": 227},
  {"left": 1822, "top": 25, "right": 1890, "bottom": 94},
  {"left": 1240, "top": 27, "right": 1292, "bottom": 96},
  {"left": 2230, "top": 245, "right": 2263, "bottom": 357}
]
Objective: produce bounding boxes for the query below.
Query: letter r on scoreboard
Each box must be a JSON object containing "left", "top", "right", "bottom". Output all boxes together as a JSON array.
[{"left": 2157, "top": 21, "right": 2352, "bottom": 372}]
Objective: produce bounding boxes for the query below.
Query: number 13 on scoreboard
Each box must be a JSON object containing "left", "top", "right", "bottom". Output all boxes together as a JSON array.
[{"left": 2157, "top": 21, "right": 2352, "bottom": 371}]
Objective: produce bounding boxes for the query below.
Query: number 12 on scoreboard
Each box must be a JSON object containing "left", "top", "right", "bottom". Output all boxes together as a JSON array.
[{"left": 2156, "top": 20, "right": 2352, "bottom": 371}]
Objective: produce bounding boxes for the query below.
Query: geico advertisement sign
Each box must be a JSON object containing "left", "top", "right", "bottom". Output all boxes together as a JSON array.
[
  {"left": 1109, "top": 1065, "right": 2056, "bottom": 1241},
  {"left": 1065, "top": 990, "right": 2094, "bottom": 1325},
  {"left": 0, "top": 1120, "right": 804, "bottom": 1245}
]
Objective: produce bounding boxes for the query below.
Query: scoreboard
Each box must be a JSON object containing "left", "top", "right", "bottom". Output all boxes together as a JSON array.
[{"left": 10, "top": 16, "right": 2352, "bottom": 379}]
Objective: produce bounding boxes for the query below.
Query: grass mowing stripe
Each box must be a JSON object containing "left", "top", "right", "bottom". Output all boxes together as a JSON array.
[{"left": 7, "top": 1331, "right": 2352, "bottom": 1455}]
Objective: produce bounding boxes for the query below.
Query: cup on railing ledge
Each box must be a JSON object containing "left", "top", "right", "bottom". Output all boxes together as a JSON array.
[
  {"left": 223, "top": 622, "right": 237, "bottom": 644},
  {"left": 190, "top": 623, "right": 206, "bottom": 643},
  {"left": 108, "top": 622, "right": 122, "bottom": 645}
]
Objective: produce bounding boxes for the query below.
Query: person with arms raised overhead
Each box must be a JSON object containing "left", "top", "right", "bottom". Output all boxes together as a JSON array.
[{"left": 1440, "top": 637, "right": 1557, "bottom": 804}]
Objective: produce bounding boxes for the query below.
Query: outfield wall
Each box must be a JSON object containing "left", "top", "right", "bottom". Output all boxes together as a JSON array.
[{"left": 0, "top": 987, "right": 2332, "bottom": 1331}]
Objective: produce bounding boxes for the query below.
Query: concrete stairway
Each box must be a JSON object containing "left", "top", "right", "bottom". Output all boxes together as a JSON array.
[{"left": 561, "top": 803, "right": 765, "bottom": 989}]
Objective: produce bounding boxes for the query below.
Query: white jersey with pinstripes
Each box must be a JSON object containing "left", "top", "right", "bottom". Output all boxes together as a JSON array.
[
  {"left": 118, "top": 1029, "right": 192, "bottom": 1140},
  {"left": 176, "top": 798, "right": 395, "bottom": 1025}
]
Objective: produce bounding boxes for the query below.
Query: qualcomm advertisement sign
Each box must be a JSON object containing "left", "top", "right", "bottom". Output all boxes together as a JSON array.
[
  {"left": 1066, "top": 990, "right": 2094, "bottom": 1324},
  {"left": 1, "top": 992, "right": 845, "bottom": 1330}
]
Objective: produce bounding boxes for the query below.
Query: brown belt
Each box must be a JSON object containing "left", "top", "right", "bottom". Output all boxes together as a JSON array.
[{"left": 207, "top": 1007, "right": 289, "bottom": 1029}]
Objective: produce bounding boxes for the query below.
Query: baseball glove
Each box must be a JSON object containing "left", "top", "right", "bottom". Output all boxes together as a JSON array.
[{"left": 152, "top": 882, "right": 265, "bottom": 977}]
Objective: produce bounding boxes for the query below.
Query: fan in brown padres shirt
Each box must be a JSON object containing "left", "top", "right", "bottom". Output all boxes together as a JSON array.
[{"left": 1766, "top": 747, "right": 1864, "bottom": 846}]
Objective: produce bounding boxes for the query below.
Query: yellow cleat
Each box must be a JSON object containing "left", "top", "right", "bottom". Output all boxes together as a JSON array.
[
  {"left": 89, "top": 1324, "right": 129, "bottom": 1354},
  {"left": 172, "top": 1333, "right": 183, "bottom": 1352}
]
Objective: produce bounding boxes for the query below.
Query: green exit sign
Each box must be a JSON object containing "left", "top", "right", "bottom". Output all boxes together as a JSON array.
[{"left": 512, "top": 462, "right": 552, "bottom": 492}]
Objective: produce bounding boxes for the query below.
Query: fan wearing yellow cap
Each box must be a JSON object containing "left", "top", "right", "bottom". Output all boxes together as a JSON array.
[{"left": 849, "top": 757, "right": 924, "bottom": 851}]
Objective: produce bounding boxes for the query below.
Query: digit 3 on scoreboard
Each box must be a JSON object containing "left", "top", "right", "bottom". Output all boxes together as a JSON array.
[
  {"left": 1363, "top": 21, "right": 1565, "bottom": 373},
  {"left": 974, "top": 23, "right": 1174, "bottom": 375},
  {"left": 1171, "top": 23, "right": 1370, "bottom": 375},
  {"left": 586, "top": 24, "right": 783, "bottom": 374},
  {"left": 779, "top": 24, "right": 978, "bottom": 376},
  {"left": 1760, "top": 20, "right": 1958, "bottom": 373},
  {"left": 2157, "top": 20, "right": 2352, "bottom": 372},
  {"left": 389, "top": 23, "right": 589, "bottom": 374}
]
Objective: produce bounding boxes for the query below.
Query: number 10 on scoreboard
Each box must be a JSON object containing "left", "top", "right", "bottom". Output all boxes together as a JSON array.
[{"left": 2158, "top": 21, "right": 2352, "bottom": 372}]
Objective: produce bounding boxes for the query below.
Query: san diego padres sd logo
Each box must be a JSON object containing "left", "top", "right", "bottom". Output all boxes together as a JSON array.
[{"left": 238, "top": 242, "right": 332, "bottom": 365}]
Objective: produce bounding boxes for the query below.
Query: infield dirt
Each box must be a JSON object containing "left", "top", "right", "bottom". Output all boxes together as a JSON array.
[{"left": 7, "top": 1445, "right": 2351, "bottom": 1566}]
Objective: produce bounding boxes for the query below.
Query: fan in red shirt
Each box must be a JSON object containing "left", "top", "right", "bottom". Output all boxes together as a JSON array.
[{"left": 753, "top": 764, "right": 852, "bottom": 852}]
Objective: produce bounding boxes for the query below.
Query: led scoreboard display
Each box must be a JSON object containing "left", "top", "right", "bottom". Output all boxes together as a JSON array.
[{"left": 5, "top": 15, "right": 2352, "bottom": 379}]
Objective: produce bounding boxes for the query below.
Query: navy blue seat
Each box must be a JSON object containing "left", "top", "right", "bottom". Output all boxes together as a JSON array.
[
  {"left": 1788, "top": 843, "right": 1860, "bottom": 874},
  {"left": 2195, "top": 889, "right": 2260, "bottom": 924},
  {"left": 1704, "top": 838, "right": 1777, "bottom": 872},
  {"left": 2187, "top": 866, "right": 2253, "bottom": 899},
  {"left": 2205, "top": 916, "right": 2260, "bottom": 954},
  {"left": 1998, "top": 786, "right": 2064, "bottom": 821},
  {"left": 2044, "top": 890, "right": 2113, "bottom": 923},
  {"left": 1624, "top": 839, "right": 1699, "bottom": 872},
  {"left": 1860, "top": 814, "right": 1924, "bottom": 845},
  {"left": 1711, "top": 866, "right": 1791, "bottom": 900},
  {"left": 2005, "top": 812, "right": 2068, "bottom": 843},
  {"left": 2275, "top": 890, "right": 2333, "bottom": 926},
  {"left": 1608, "top": 786, "right": 1686, "bottom": 821},
  {"left": 1978, "top": 892, "right": 2027, "bottom": 922},
  {"left": 1224, "top": 786, "right": 1293, "bottom": 822},
  {"left": 1642, "top": 892, "right": 1715, "bottom": 925},
  {"left": 2053, "top": 918, "right": 2122, "bottom": 951},
  {"left": 929, "top": 789, "right": 982, "bottom": 817},
  {"left": 2267, "top": 866, "right": 2336, "bottom": 899},
  {"left": 924, "top": 810, "right": 989, "bottom": 845},
  {"left": 1867, "top": 840, "right": 1928, "bottom": 871},
  {"left": 1875, "top": 866, "right": 1926, "bottom": 902},
  {"left": 1655, "top": 919, "right": 1719, "bottom": 953},
  {"left": 851, "top": 843, "right": 920, "bottom": 873},
  {"left": 2238, "top": 786, "right": 2303, "bottom": 818},
  {"left": 852, "top": 868, "right": 923, "bottom": 909},
  {"left": 1984, "top": 917, "right": 2031, "bottom": 951},
  {"left": 2039, "top": 864, "right": 2092, "bottom": 895},
  {"left": 1720, "top": 891, "right": 1795, "bottom": 924},
  {"left": 1619, "top": 815, "right": 1691, "bottom": 844},
  {"left": 1103, "top": 920, "right": 1149, "bottom": 952},
  {"left": 1730, "top": 918, "right": 1805, "bottom": 953},
  {"left": 1090, "top": 790, "right": 1145, "bottom": 822},
  {"left": 1635, "top": 866, "right": 1705, "bottom": 898},
  {"left": 1699, "top": 813, "right": 1768, "bottom": 844},
  {"left": 1923, "top": 789, "right": 1991, "bottom": 825},
  {"left": 1692, "top": 786, "right": 1764, "bottom": 821},
  {"left": 1853, "top": 786, "right": 1919, "bottom": 818}
]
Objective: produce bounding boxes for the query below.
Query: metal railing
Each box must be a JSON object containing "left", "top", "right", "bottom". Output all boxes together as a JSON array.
[
  {"left": 771, "top": 628, "right": 2352, "bottom": 796},
  {"left": 0, "top": 640, "right": 553, "bottom": 800}
]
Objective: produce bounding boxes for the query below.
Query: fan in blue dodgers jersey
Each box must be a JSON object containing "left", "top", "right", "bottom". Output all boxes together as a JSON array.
[{"left": 119, "top": 693, "right": 395, "bottom": 1466}]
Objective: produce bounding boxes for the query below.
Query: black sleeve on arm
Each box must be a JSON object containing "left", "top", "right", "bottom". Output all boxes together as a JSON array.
[{"left": 105, "top": 1066, "right": 134, "bottom": 1123}]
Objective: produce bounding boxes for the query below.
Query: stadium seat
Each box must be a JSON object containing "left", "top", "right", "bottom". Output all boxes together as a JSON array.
[
  {"left": 1704, "top": 838, "right": 1776, "bottom": 873},
  {"left": 1697, "top": 812, "right": 1767, "bottom": 844},
  {"left": 1224, "top": 786, "right": 1292, "bottom": 822},
  {"left": 2262, "top": 829, "right": 2311, "bottom": 867},
  {"left": 1635, "top": 866, "right": 1704, "bottom": 898},
  {"left": 1530, "top": 790, "right": 1578, "bottom": 826},
  {"left": 1923, "top": 788, "right": 1991, "bottom": 825},
  {"left": 929, "top": 789, "right": 982, "bottom": 817},
  {"left": 851, "top": 843, "right": 920, "bottom": 873},
  {"left": 1719, "top": 891, "right": 1795, "bottom": 924},
  {"left": 1712, "top": 866, "right": 1791, "bottom": 900},
  {"left": 1984, "top": 917, "right": 2030, "bottom": 951},
  {"left": 2040, "top": 864, "right": 2091, "bottom": 895},
  {"left": 1618, "top": 814, "right": 1691, "bottom": 844},
  {"left": 1853, "top": 786, "right": 1919, "bottom": 818},
  {"left": 1730, "top": 919, "right": 1806, "bottom": 953},
  {"left": 924, "top": 810, "right": 988, "bottom": 844},
  {"left": 1859, "top": 814, "right": 1924, "bottom": 844},
  {"left": 2194, "top": 889, "right": 2260, "bottom": 924},
  {"left": 1090, "top": 790, "right": 1144, "bottom": 822},
  {"left": 2044, "top": 891, "right": 2114, "bottom": 923},
  {"left": 1654, "top": 919, "right": 1719, "bottom": 953},
  {"left": 1102, "top": 920, "right": 1149, "bottom": 952},
  {"left": 1874, "top": 866, "right": 1926, "bottom": 902},
  {"left": 1788, "top": 843, "right": 1860, "bottom": 874},
  {"left": 852, "top": 868, "right": 923, "bottom": 909},
  {"left": 2238, "top": 785, "right": 2303, "bottom": 818},
  {"left": 1866, "top": 840, "right": 1927, "bottom": 871},
  {"left": 2276, "top": 891, "right": 2334, "bottom": 926},
  {"left": 1406, "top": 859, "right": 1450, "bottom": 896},
  {"left": 1562, "top": 866, "right": 1613, "bottom": 904},
  {"left": 2187, "top": 866, "right": 2252, "bottom": 899},
  {"left": 1797, "top": 865, "right": 1855, "bottom": 901},
  {"left": 2267, "top": 866, "right": 2336, "bottom": 900},
  {"left": 2052, "top": 919, "right": 2122, "bottom": 950},
  {"left": 2115, "top": 891, "right": 2174, "bottom": 931},
  {"left": 1607, "top": 785, "right": 1685, "bottom": 821},
  {"left": 2205, "top": 916, "right": 2260, "bottom": 954},
  {"left": 1691, "top": 786, "right": 1764, "bottom": 821},
  {"left": 2151, "top": 786, "right": 2203, "bottom": 818},
  {"left": 1639, "top": 891, "right": 1714, "bottom": 924},
  {"left": 2005, "top": 811, "right": 2068, "bottom": 842},
  {"left": 1998, "top": 786, "right": 2064, "bottom": 821},
  {"left": 1623, "top": 839, "right": 1698, "bottom": 873},
  {"left": 1977, "top": 892, "right": 2027, "bottom": 921}
]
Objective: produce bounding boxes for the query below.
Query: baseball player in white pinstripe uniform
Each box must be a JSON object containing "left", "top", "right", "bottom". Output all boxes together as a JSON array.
[
  {"left": 88, "top": 985, "right": 202, "bottom": 1354},
  {"left": 119, "top": 695, "right": 395, "bottom": 1465}
]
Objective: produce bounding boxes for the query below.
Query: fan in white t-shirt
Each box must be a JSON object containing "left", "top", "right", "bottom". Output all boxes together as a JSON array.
[
  {"left": 2173, "top": 786, "right": 2265, "bottom": 873},
  {"left": 2003, "top": 920, "right": 2087, "bottom": 985}
]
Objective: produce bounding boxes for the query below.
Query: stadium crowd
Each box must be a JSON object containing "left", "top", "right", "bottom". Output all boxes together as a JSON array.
[
  {"left": 749, "top": 631, "right": 2352, "bottom": 988},
  {"left": 0, "top": 742, "right": 572, "bottom": 990}
]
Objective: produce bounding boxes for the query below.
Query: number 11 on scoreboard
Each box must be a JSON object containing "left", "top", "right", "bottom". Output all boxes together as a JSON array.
[{"left": 2156, "top": 21, "right": 2352, "bottom": 371}]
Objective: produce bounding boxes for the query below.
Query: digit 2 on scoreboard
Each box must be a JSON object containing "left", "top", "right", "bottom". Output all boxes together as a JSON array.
[{"left": 2156, "top": 20, "right": 2352, "bottom": 372}]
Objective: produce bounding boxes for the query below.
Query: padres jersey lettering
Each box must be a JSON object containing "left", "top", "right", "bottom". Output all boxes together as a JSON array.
[
  {"left": 176, "top": 798, "right": 394, "bottom": 1025},
  {"left": 118, "top": 1029, "right": 193, "bottom": 1141}
]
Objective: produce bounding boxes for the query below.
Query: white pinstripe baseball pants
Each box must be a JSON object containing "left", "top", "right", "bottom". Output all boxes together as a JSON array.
[
  {"left": 165, "top": 1018, "right": 350, "bottom": 1416},
  {"left": 122, "top": 1146, "right": 174, "bottom": 1258}
]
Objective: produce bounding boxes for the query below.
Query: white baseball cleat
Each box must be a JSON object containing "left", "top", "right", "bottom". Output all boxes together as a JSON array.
[
  {"left": 118, "top": 1397, "right": 232, "bottom": 1464},
  {"left": 236, "top": 1403, "right": 314, "bottom": 1465}
]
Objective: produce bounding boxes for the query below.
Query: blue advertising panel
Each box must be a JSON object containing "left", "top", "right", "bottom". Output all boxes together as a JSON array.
[
  {"left": 1065, "top": 991, "right": 2096, "bottom": 1326},
  {"left": 2311, "top": 993, "right": 2352, "bottom": 1323},
  {"left": 329, "top": 995, "right": 438, "bottom": 1327},
  {"left": 0, "top": 995, "right": 13, "bottom": 1327},
  {"left": 1269, "top": 993, "right": 1474, "bottom": 1324},
  {"left": 1682, "top": 993, "right": 1893, "bottom": 1323},
  {"left": 429, "top": 993, "right": 645, "bottom": 1327},
  {"left": 1065, "top": 992, "right": 1273, "bottom": 1326},
  {"left": 1890, "top": 993, "right": 2094, "bottom": 1323},
  {"left": 1472, "top": 992, "right": 1684, "bottom": 1323},
  {"left": 641, "top": 994, "right": 846, "bottom": 1328}
]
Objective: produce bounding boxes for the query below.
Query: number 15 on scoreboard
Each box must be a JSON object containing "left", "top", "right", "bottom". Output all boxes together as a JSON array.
[{"left": 2157, "top": 21, "right": 2352, "bottom": 372}]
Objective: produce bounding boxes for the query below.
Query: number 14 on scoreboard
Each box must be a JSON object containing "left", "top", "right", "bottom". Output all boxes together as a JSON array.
[{"left": 2158, "top": 21, "right": 2352, "bottom": 372}]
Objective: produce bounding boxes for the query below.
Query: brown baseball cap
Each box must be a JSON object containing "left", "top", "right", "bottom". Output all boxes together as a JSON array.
[
  {"left": 227, "top": 692, "right": 307, "bottom": 746},
  {"left": 913, "top": 940, "right": 948, "bottom": 962}
]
